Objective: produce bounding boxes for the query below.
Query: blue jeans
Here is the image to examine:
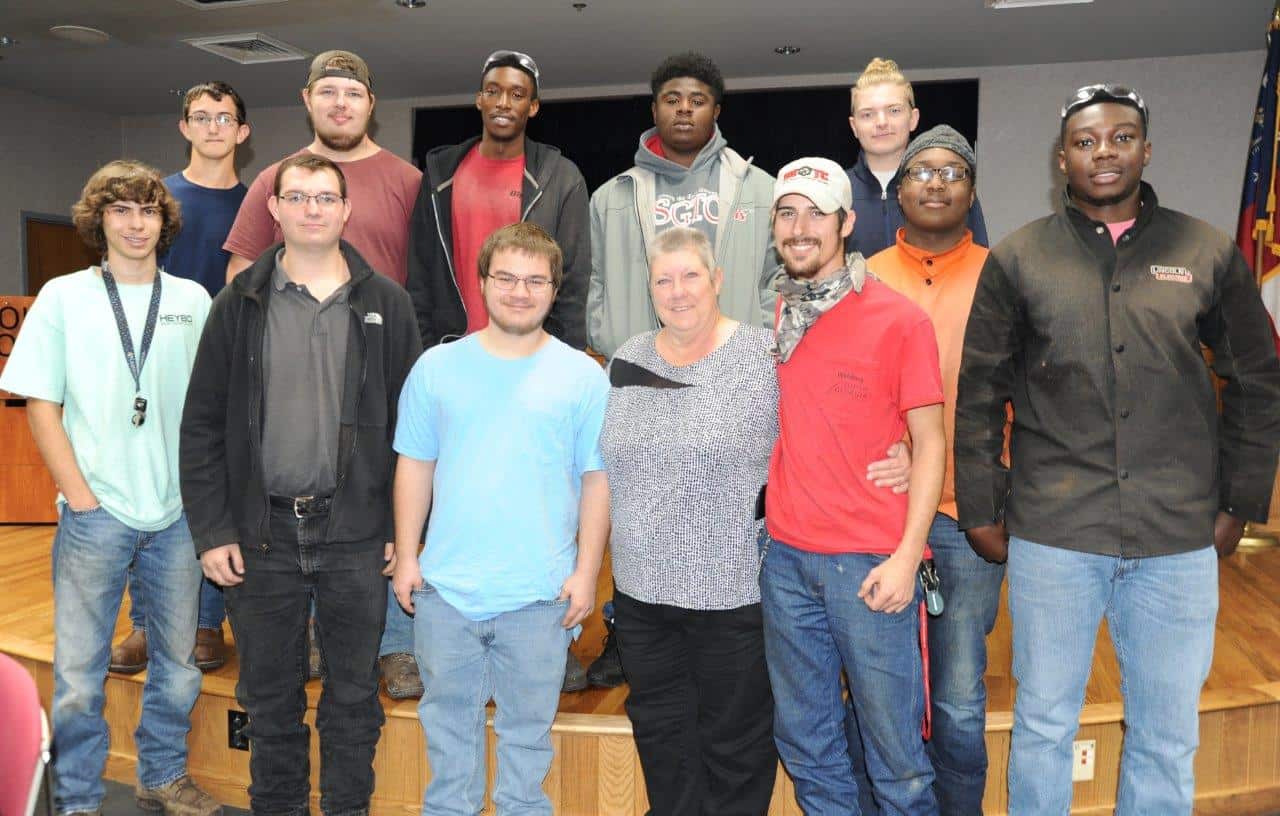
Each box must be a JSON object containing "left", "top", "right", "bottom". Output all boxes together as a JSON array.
[
  {"left": 379, "top": 581, "right": 414, "bottom": 657},
  {"left": 1006, "top": 537, "right": 1217, "bottom": 816},
  {"left": 128, "top": 571, "right": 226, "bottom": 631},
  {"left": 927, "top": 514, "right": 1005, "bottom": 814},
  {"left": 845, "top": 514, "right": 1005, "bottom": 816},
  {"left": 224, "top": 508, "right": 388, "bottom": 816},
  {"left": 413, "top": 585, "right": 571, "bottom": 815},
  {"left": 759, "top": 533, "right": 936, "bottom": 816},
  {"left": 51, "top": 505, "right": 202, "bottom": 814}
]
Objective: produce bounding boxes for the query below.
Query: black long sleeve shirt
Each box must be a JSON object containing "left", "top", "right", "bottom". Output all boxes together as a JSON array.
[{"left": 955, "top": 183, "right": 1280, "bottom": 557}]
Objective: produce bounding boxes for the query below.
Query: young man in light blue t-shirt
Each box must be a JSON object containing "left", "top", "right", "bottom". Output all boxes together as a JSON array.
[
  {"left": 0, "top": 160, "right": 219, "bottom": 816},
  {"left": 392, "top": 223, "right": 609, "bottom": 814}
]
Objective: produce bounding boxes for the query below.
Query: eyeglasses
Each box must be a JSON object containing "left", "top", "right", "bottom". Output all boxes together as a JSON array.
[
  {"left": 276, "top": 192, "right": 344, "bottom": 208},
  {"left": 186, "top": 112, "right": 240, "bottom": 128},
  {"left": 902, "top": 165, "right": 970, "bottom": 184},
  {"left": 487, "top": 271, "right": 553, "bottom": 293},
  {"left": 482, "top": 50, "right": 540, "bottom": 84},
  {"left": 1061, "top": 84, "right": 1148, "bottom": 126}
]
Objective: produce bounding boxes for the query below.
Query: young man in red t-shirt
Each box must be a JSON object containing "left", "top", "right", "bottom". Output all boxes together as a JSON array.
[
  {"left": 406, "top": 50, "right": 590, "bottom": 351},
  {"left": 761, "top": 157, "right": 946, "bottom": 815},
  {"left": 221, "top": 49, "right": 424, "bottom": 700}
]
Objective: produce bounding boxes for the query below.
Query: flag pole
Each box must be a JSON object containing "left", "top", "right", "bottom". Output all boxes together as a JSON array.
[{"left": 1240, "top": 1, "right": 1280, "bottom": 551}]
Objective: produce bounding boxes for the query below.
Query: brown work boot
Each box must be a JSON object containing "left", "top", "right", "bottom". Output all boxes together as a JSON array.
[
  {"left": 109, "top": 628, "right": 147, "bottom": 675},
  {"left": 193, "top": 627, "right": 226, "bottom": 672},
  {"left": 379, "top": 652, "right": 424, "bottom": 699},
  {"left": 135, "top": 775, "right": 222, "bottom": 816}
]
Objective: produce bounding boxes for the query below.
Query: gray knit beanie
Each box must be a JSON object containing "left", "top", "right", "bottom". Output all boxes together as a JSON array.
[{"left": 899, "top": 125, "right": 976, "bottom": 178}]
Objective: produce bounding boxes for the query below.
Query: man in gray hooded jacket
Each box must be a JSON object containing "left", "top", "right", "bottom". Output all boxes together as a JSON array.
[{"left": 587, "top": 52, "right": 778, "bottom": 358}]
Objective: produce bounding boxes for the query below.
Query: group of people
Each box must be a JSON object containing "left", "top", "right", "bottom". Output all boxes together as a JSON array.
[{"left": 4, "top": 41, "right": 1279, "bottom": 816}]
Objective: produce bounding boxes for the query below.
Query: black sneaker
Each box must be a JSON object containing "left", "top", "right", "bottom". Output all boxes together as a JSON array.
[
  {"left": 586, "top": 602, "right": 625, "bottom": 688},
  {"left": 562, "top": 649, "right": 588, "bottom": 693}
]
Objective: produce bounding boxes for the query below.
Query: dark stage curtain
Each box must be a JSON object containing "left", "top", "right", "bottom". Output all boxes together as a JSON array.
[{"left": 412, "top": 79, "right": 979, "bottom": 192}]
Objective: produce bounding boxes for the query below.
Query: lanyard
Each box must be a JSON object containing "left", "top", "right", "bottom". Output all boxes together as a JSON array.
[{"left": 101, "top": 263, "right": 162, "bottom": 426}]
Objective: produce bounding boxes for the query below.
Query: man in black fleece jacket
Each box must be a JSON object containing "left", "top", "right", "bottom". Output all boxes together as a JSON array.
[{"left": 180, "top": 154, "right": 422, "bottom": 816}]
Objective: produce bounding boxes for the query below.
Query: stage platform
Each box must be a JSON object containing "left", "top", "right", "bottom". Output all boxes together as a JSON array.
[{"left": 4, "top": 522, "right": 1280, "bottom": 815}]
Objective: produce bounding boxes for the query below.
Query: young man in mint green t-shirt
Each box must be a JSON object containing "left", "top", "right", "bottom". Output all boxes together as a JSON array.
[
  {"left": 0, "top": 160, "right": 218, "bottom": 816},
  {"left": 392, "top": 223, "right": 609, "bottom": 814}
]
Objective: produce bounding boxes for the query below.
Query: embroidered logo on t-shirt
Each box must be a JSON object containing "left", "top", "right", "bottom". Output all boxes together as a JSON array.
[
  {"left": 364, "top": 312, "right": 383, "bottom": 325},
  {"left": 733, "top": 208, "right": 749, "bottom": 222},
  {"left": 158, "top": 314, "right": 194, "bottom": 326},
  {"left": 829, "top": 370, "right": 869, "bottom": 400},
  {"left": 1150, "top": 265, "right": 1193, "bottom": 284}
]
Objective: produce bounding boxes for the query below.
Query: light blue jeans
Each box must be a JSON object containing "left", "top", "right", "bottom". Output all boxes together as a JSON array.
[
  {"left": 413, "top": 585, "right": 571, "bottom": 815},
  {"left": 1006, "top": 537, "right": 1217, "bottom": 816},
  {"left": 51, "top": 505, "right": 202, "bottom": 814},
  {"left": 128, "top": 572, "right": 225, "bottom": 631}
]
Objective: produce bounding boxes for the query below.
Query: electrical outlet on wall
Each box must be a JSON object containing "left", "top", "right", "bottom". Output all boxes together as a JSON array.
[
  {"left": 228, "top": 709, "right": 250, "bottom": 751},
  {"left": 1072, "top": 739, "right": 1096, "bottom": 781}
]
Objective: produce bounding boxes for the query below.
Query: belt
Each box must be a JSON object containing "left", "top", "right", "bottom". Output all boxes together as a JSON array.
[{"left": 269, "top": 494, "right": 333, "bottom": 519}]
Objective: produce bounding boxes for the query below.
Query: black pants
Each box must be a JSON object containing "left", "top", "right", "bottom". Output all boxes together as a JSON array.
[
  {"left": 613, "top": 591, "right": 777, "bottom": 816},
  {"left": 224, "top": 507, "right": 387, "bottom": 816}
]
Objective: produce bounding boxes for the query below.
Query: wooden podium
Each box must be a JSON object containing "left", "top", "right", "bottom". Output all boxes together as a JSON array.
[{"left": 0, "top": 296, "right": 59, "bottom": 523}]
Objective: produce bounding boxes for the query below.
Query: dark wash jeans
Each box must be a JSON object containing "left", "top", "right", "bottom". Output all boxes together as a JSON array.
[
  {"left": 612, "top": 591, "right": 777, "bottom": 816},
  {"left": 224, "top": 507, "right": 387, "bottom": 816}
]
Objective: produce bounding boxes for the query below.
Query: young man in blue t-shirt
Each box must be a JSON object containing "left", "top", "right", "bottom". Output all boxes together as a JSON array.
[
  {"left": 0, "top": 160, "right": 219, "bottom": 816},
  {"left": 392, "top": 223, "right": 610, "bottom": 814},
  {"left": 112, "top": 81, "right": 250, "bottom": 677}
]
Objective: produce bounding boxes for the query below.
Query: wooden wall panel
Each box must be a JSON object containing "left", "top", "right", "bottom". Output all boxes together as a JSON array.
[{"left": 0, "top": 295, "right": 59, "bottom": 522}]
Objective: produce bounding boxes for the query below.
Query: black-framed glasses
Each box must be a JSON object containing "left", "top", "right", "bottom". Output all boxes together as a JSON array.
[
  {"left": 482, "top": 50, "right": 540, "bottom": 84},
  {"left": 186, "top": 112, "right": 239, "bottom": 128},
  {"left": 903, "top": 165, "right": 970, "bottom": 184},
  {"left": 1061, "top": 84, "right": 1148, "bottom": 126},
  {"left": 488, "top": 271, "right": 553, "bottom": 293},
  {"left": 276, "top": 192, "right": 345, "bottom": 208}
]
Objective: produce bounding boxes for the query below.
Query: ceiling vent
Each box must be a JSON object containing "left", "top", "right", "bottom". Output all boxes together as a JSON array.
[
  {"left": 184, "top": 32, "right": 308, "bottom": 64},
  {"left": 174, "top": 0, "right": 290, "bottom": 8}
]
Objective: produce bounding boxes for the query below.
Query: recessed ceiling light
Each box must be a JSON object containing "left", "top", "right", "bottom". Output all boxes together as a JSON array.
[
  {"left": 774, "top": 45, "right": 801, "bottom": 55},
  {"left": 986, "top": 0, "right": 1092, "bottom": 7},
  {"left": 48, "top": 25, "right": 111, "bottom": 45},
  {"left": 395, "top": 0, "right": 426, "bottom": 7}
]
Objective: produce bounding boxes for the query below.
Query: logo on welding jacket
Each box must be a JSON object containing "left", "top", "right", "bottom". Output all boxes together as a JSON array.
[{"left": 1149, "top": 265, "right": 1192, "bottom": 284}]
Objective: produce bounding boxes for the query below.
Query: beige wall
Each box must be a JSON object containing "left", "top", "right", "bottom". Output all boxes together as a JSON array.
[
  {"left": 0, "top": 49, "right": 1263, "bottom": 295},
  {"left": 0, "top": 88, "right": 122, "bottom": 294}
]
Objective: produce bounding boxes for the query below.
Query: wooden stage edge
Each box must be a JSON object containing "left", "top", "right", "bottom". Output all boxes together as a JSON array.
[{"left": 5, "top": 528, "right": 1280, "bottom": 815}]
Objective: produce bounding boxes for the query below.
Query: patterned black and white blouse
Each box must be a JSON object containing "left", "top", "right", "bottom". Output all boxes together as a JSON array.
[{"left": 600, "top": 323, "right": 779, "bottom": 610}]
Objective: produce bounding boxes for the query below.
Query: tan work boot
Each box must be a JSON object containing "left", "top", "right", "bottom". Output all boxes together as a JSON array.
[
  {"left": 193, "top": 627, "right": 227, "bottom": 672},
  {"left": 135, "top": 775, "right": 222, "bottom": 816},
  {"left": 109, "top": 629, "right": 147, "bottom": 675}
]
